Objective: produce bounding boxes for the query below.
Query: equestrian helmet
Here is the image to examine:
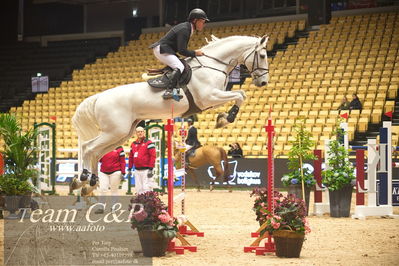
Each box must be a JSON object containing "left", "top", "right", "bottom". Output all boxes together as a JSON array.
[{"left": 188, "top": 8, "right": 209, "bottom": 22}]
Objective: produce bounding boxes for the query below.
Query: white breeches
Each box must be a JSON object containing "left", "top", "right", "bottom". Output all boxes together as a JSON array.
[
  {"left": 153, "top": 45, "right": 185, "bottom": 73},
  {"left": 98, "top": 171, "right": 121, "bottom": 196},
  {"left": 134, "top": 169, "right": 152, "bottom": 194}
]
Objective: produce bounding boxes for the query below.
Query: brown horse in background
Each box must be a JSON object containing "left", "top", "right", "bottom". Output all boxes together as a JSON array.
[{"left": 174, "top": 144, "right": 230, "bottom": 191}]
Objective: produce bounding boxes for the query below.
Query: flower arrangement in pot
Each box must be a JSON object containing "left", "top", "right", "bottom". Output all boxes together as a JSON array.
[
  {"left": 253, "top": 190, "right": 311, "bottom": 258},
  {"left": 129, "top": 191, "right": 178, "bottom": 257},
  {"left": 322, "top": 123, "right": 355, "bottom": 217},
  {"left": 281, "top": 118, "right": 316, "bottom": 213}
]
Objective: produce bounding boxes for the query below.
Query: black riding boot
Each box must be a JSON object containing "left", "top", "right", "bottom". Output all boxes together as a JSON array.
[{"left": 163, "top": 68, "right": 183, "bottom": 101}]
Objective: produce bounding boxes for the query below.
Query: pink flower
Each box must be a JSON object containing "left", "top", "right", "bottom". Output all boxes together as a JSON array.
[
  {"left": 133, "top": 209, "right": 148, "bottom": 222},
  {"left": 158, "top": 212, "right": 172, "bottom": 224},
  {"left": 271, "top": 220, "right": 280, "bottom": 229},
  {"left": 305, "top": 225, "right": 311, "bottom": 234},
  {"left": 168, "top": 217, "right": 175, "bottom": 226},
  {"left": 303, "top": 218, "right": 311, "bottom": 234}
]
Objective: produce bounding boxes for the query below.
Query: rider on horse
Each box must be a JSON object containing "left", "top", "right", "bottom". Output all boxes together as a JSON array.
[
  {"left": 185, "top": 118, "right": 201, "bottom": 160},
  {"left": 149, "top": 8, "right": 209, "bottom": 100}
]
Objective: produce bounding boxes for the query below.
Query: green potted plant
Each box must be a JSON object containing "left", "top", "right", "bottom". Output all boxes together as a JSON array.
[
  {"left": 129, "top": 191, "right": 178, "bottom": 257},
  {"left": 254, "top": 191, "right": 311, "bottom": 258},
  {"left": 0, "top": 114, "right": 38, "bottom": 219},
  {"left": 322, "top": 124, "right": 355, "bottom": 217},
  {"left": 281, "top": 118, "right": 316, "bottom": 213}
]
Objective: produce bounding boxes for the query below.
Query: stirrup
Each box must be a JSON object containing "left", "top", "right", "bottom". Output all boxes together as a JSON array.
[
  {"left": 162, "top": 89, "right": 174, "bottom": 99},
  {"left": 172, "top": 88, "right": 183, "bottom": 102},
  {"left": 163, "top": 88, "right": 183, "bottom": 101}
]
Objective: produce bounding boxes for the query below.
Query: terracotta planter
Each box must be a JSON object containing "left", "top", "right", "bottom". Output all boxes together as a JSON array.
[
  {"left": 329, "top": 184, "right": 353, "bottom": 217},
  {"left": 288, "top": 184, "right": 311, "bottom": 215},
  {"left": 273, "top": 230, "right": 305, "bottom": 258},
  {"left": 138, "top": 229, "right": 169, "bottom": 257}
]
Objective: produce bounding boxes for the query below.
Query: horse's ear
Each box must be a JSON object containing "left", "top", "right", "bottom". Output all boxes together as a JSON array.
[
  {"left": 211, "top": 34, "right": 220, "bottom": 41},
  {"left": 260, "top": 35, "right": 269, "bottom": 46}
]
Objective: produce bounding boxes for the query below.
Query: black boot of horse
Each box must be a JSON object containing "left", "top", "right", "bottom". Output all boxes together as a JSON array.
[
  {"left": 80, "top": 169, "right": 90, "bottom": 181},
  {"left": 227, "top": 104, "right": 240, "bottom": 123},
  {"left": 163, "top": 68, "right": 183, "bottom": 101},
  {"left": 90, "top": 174, "right": 98, "bottom": 186}
]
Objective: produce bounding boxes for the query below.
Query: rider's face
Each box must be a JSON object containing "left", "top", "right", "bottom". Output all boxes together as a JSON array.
[{"left": 194, "top": 19, "right": 206, "bottom": 31}]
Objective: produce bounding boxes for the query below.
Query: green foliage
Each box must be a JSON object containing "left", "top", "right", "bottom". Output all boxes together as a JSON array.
[
  {"left": 0, "top": 174, "right": 35, "bottom": 195},
  {"left": 0, "top": 113, "right": 39, "bottom": 195},
  {"left": 322, "top": 123, "right": 355, "bottom": 191},
  {"left": 287, "top": 118, "right": 316, "bottom": 170},
  {"left": 283, "top": 118, "right": 316, "bottom": 187}
]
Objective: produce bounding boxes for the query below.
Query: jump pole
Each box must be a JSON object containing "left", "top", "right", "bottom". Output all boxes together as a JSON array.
[
  {"left": 177, "top": 120, "right": 204, "bottom": 237},
  {"left": 313, "top": 121, "right": 399, "bottom": 218},
  {"left": 165, "top": 118, "right": 197, "bottom": 254},
  {"left": 351, "top": 121, "right": 398, "bottom": 219},
  {"left": 244, "top": 114, "right": 275, "bottom": 255},
  {"left": 313, "top": 149, "right": 330, "bottom": 216}
]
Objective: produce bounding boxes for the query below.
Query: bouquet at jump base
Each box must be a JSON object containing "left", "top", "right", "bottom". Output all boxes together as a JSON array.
[
  {"left": 129, "top": 191, "right": 179, "bottom": 239},
  {"left": 250, "top": 187, "right": 269, "bottom": 225},
  {"left": 252, "top": 190, "right": 311, "bottom": 235}
]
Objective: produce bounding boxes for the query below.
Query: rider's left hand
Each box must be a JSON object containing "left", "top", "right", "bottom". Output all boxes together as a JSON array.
[{"left": 195, "top": 50, "right": 204, "bottom": 56}]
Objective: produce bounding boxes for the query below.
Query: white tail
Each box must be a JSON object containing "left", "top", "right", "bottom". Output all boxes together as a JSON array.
[{"left": 72, "top": 94, "right": 100, "bottom": 143}]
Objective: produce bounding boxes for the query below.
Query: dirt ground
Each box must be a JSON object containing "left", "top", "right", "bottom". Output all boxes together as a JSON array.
[{"left": 1, "top": 189, "right": 398, "bottom": 266}]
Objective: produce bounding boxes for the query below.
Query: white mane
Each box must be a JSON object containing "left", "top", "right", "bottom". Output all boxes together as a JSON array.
[{"left": 201, "top": 35, "right": 260, "bottom": 51}]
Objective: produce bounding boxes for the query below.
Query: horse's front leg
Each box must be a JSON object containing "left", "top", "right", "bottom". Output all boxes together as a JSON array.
[{"left": 203, "top": 89, "right": 246, "bottom": 127}]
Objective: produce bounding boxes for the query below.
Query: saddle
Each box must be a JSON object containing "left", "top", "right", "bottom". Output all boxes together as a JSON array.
[
  {"left": 147, "top": 59, "right": 201, "bottom": 117},
  {"left": 147, "top": 59, "right": 192, "bottom": 89},
  {"left": 185, "top": 144, "right": 201, "bottom": 165}
]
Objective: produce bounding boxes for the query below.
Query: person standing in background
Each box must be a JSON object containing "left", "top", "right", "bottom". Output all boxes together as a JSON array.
[
  {"left": 128, "top": 127, "right": 157, "bottom": 194},
  {"left": 96, "top": 146, "right": 126, "bottom": 214}
]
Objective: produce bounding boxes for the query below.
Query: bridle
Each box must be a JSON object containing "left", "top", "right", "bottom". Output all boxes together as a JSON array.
[
  {"left": 243, "top": 46, "right": 269, "bottom": 80},
  {"left": 190, "top": 43, "right": 269, "bottom": 84}
]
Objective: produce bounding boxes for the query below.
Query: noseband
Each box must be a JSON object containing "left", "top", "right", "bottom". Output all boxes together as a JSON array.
[{"left": 243, "top": 47, "right": 269, "bottom": 80}]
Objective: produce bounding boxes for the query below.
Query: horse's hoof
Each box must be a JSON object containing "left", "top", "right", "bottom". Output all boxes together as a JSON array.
[
  {"left": 215, "top": 113, "right": 229, "bottom": 128},
  {"left": 89, "top": 174, "right": 98, "bottom": 186},
  {"left": 80, "top": 169, "right": 90, "bottom": 181},
  {"left": 196, "top": 186, "right": 201, "bottom": 192},
  {"left": 209, "top": 185, "right": 214, "bottom": 191},
  {"left": 227, "top": 105, "right": 240, "bottom": 123}
]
